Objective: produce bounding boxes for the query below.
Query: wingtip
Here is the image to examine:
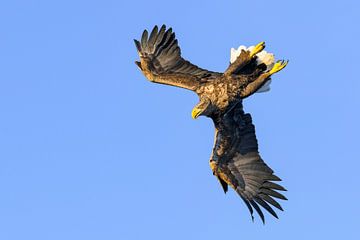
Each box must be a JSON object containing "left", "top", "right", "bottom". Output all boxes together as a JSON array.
[
  {"left": 250, "top": 200, "right": 265, "bottom": 224},
  {"left": 134, "top": 61, "right": 142, "bottom": 70},
  {"left": 134, "top": 39, "right": 142, "bottom": 53},
  {"left": 160, "top": 24, "right": 166, "bottom": 31},
  {"left": 259, "top": 214, "right": 265, "bottom": 225},
  {"left": 141, "top": 29, "right": 148, "bottom": 46},
  {"left": 150, "top": 25, "right": 159, "bottom": 37}
]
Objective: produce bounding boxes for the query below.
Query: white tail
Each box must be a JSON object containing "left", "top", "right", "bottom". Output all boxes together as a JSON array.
[{"left": 230, "top": 45, "right": 275, "bottom": 93}]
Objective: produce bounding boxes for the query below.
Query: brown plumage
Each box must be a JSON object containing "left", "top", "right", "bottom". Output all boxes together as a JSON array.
[{"left": 134, "top": 25, "right": 288, "bottom": 223}]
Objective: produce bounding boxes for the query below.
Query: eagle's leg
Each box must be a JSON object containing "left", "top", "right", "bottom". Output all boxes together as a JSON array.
[
  {"left": 224, "top": 41, "right": 265, "bottom": 76},
  {"left": 224, "top": 50, "right": 250, "bottom": 76},
  {"left": 240, "top": 60, "right": 288, "bottom": 98},
  {"left": 250, "top": 41, "right": 265, "bottom": 58},
  {"left": 269, "top": 60, "right": 288, "bottom": 75}
]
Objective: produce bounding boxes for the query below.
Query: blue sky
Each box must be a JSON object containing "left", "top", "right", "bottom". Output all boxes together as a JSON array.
[{"left": 0, "top": 0, "right": 359, "bottom": 239}]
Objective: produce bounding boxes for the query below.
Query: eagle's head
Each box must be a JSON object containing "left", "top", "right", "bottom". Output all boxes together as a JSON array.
[{"left": 191, "top": 97, "right": 214, "bottom": 119}]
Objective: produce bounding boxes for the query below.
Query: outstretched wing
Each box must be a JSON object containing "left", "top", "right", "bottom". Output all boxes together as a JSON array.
[
  {"left": 210, "top": 102, "right": 286, "bottom": 223},
  {"left": 134, "top": 25, "right": 221, "bottom": 90}
]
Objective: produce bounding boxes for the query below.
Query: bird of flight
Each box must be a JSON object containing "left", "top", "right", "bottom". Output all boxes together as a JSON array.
[{"left": 134, "top": 25, "right": 288, "bottom": 223}]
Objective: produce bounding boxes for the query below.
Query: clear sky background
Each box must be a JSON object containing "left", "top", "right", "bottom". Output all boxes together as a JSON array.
[{"left": 0, "top": 0, "right": 359, "bottom": 239}]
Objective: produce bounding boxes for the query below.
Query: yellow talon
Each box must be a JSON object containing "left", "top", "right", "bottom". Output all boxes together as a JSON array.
[
  {"left": 269, "top": 60, "right": 289, "bottom": 75},
  {"left": 250, "top": 41, "right": 265, "bottom": 58}
]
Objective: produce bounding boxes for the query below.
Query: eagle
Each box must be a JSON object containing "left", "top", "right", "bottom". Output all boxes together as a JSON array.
[{"left": 134, "top": 25, "right": 288, "bottom": 223}]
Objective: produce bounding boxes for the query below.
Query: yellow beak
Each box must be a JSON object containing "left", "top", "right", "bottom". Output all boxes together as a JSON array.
[{"left": 191, "top": 107, "right": 202, "bottom": 119}]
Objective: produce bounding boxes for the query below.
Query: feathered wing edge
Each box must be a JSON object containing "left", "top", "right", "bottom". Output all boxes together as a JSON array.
[
  {"left": 234, "top": 165, "right": 287, "bottom": 223},
  {"left": 134, "top": 25, "right": 221, "bottom": 87},
  {"left": 211, "top": 104, "right": 287, "bottom": 223}
]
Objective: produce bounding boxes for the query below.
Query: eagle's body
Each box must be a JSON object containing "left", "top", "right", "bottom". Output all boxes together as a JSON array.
[
  {"left": 134, "top": 25, "right": 288, "bottom": 223},
  {"left": 196, "top": 76, "right": 243, "bottom": 112}
]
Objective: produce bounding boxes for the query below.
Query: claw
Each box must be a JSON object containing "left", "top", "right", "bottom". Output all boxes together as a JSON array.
[
  {"left": 250, "top": 41, "right": 265, "bottom": 58},
  {"left": 269, "top": 60, "right": 288, "bottom": 75}
]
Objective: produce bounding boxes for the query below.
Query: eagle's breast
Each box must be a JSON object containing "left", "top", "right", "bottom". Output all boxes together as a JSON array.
[
  {"left": 197, "top": 79, "right": 242, "bottom": 112},
  {"left": 214, "top": 82, "right": 230, "bottom": 110}
]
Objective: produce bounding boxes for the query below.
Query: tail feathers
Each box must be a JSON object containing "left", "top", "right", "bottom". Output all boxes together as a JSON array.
[
  {"left": 230, "top": 45, "right": 275, "bottom": 93},
  {"left": 230, "top": 46, "right": 247, "bottom": 63}
]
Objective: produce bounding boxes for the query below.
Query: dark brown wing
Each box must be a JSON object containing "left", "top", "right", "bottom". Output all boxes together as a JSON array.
[
  {"left": 134, "top": 25, "right": 221, "bottom": 90},
  {"left": 210, "top": 102, "right": 286, "bottom": 223}
]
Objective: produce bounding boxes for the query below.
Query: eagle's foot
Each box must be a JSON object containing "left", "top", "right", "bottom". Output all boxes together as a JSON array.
[
  {"left": 250, "top": 41, "right": 265, "bottom": 58},
  {"left": 269, "top": 60, "right": 288, "bottom": 75}
]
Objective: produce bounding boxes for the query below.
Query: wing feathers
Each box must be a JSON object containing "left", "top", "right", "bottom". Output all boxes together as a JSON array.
[
  {"left": 147, "top": 25, "right": 158, "bottom": 52},
  {"left": 238, "top": 192, "right": 254, "bottom": 221},
  {"left": 141, "top": 29, "right": 148, "bottom": 50},
  {"left": 259, "top": 194, "right": 284, "bottom": 211},
  {"left": 254, "top": 197, "right": 278, "bottom": 219},
  {"left": 135, "top": 25, "right": 221, "bottom": 81},
  {"left": 266, "top": 174, "right": 282, "bottom": 181},
  {"left": 250, "top": 200, "right": 265, "bottom": 223},
  {"left": 153, "top": 25, "right": 166, "bottom": 55},
  {"left": 134, "top": 39, "right": 142, "bottom": 53},
  {"left": 263, "top": 181, "right": 287, "bottom": 191},
  {"left": 210, "top": 102, "right": 286, "bottom": 222},
  {"left": 260, "top": 188, "right": 288, "bottom": 200}
]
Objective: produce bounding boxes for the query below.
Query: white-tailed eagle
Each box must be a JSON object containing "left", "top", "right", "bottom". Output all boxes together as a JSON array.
[{"left": 134, "top": 25, "right": 288, "bottom": 223}]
